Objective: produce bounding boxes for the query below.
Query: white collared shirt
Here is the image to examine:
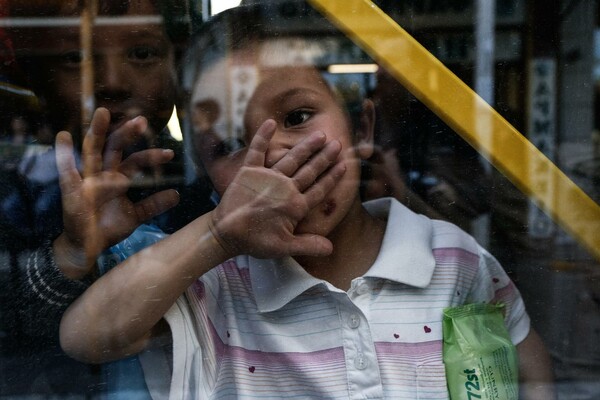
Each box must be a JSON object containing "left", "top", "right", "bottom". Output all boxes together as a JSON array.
[{"left": 160, "top": 198, "right": 530, "bottom": 400}]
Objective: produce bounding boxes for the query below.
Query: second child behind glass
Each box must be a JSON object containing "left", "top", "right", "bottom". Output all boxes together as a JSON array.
[{"left": 2, "top": 0, "right": 210, "bottom": 396}]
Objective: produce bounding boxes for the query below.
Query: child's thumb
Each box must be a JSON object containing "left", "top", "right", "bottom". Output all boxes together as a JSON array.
[{"left": 288, "top": 234, "right": 333, "bottom": 257}]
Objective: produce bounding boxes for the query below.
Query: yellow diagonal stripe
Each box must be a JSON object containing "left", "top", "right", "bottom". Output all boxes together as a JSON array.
[{"left": 309, "top": 0, "right": 600, "bottom": 260}]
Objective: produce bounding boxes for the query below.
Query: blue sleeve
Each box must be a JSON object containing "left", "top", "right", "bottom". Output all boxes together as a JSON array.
[{"left": 99, "top": 224, "right": 168, "bottom": 400}]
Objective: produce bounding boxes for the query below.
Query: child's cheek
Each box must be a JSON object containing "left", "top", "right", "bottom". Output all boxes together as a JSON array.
[{"left": 209, "top": 163, "right": 239, "bottom": 193}]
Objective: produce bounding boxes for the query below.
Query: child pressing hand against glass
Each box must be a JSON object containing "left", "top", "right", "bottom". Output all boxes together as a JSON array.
[{"left": 60, "top": 4, "right": 554, "bottom": 399}]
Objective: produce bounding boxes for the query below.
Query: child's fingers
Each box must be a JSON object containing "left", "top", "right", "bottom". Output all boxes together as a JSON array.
[
  {"left": 119, "top": 149, "right": 175, "bottom": 178},
  {"left": 270, "top": 131, "right": 327, "bottom": 176},
  {"left": 132, "top": 189, "right": 180, "bottom": 223},
  {"left": 84, "top": 173, "right": 131, "bottom": 206},
  {"left": 243, "top": 119, "right": 276, "bottom": 167},
  {"left": 103, "top": 116, "right": 148, "bottom": 170},
  {"left": 303, "top": 161, "right": 346, "bottom": 209},
  {"left": 287, "top": 234, "right": 333, "bottom": 257},
  {"left": 56, "top": 131, "right": 82, "bottom": 196},
  {"left": 291, "top": 140, "right": 342, "bottom": 192},
  {"left": 82, "top": 108, "right": 111, "bottom": 177}
]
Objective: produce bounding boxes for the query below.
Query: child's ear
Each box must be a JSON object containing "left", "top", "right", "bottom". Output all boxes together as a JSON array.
[{"left": 356, "top": 99, "right": 376, "bottom": 160}]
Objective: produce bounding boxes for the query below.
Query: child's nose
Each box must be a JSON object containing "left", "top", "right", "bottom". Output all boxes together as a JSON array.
[{"left": 94, "top": 52, "right": 129, "bottom": 97}]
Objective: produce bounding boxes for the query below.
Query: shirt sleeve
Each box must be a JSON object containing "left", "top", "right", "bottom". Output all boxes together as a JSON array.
[
  {"left": 467, "top": 245, "right": 531, "bottom": 345},
  {"left": 158, "top": 295, "right": 205, "bottom": 400},
  {"left": 9, "top": 241, "right": 92, "bottom": 341}
]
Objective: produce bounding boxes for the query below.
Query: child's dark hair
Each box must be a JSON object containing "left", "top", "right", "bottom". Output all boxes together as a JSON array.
[{"left": 185, "top": 0, "right": 373, "bottom": 135}]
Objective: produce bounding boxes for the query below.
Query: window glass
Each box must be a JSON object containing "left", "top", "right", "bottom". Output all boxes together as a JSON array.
[{"left": 0, "top": 1, "right": 597, "bottom": 399}]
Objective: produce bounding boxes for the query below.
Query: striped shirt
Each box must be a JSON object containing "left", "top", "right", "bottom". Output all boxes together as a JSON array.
[{"left": 160, "top": 198, "right": 530, "bottom": 399}]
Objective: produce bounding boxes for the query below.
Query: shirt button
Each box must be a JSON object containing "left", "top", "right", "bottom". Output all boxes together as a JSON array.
[
  {"left": 348, "top": 314, "right": 360, "bottom": 329},
  {"left": 356, "top": 284, "right": 369, "bottom": 295},
  {"left": 354, "top": 353, "right": 369, "bottom": 370}
]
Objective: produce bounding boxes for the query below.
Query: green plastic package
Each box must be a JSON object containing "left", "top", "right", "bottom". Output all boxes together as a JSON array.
[{"left": 443, "top": 303, "right": 519, "bottom": 400}]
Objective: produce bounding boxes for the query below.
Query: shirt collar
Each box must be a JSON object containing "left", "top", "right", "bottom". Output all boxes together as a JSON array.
[
  {"left": 361, "top": 198, "right": 436, "bottom": 288},
  {"left": 249, "top": 256, "right": 329, "bottom": 313},
  {"left": 249, "top": 197, "right": 436, "bottom": 313}
]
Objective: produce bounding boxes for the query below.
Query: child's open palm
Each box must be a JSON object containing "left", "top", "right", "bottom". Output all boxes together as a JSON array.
[{"left": 54, "top": 108, "right": 180, "bottom": 278}]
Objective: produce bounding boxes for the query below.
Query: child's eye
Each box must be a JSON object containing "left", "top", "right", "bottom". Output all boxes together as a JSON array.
[
  {"left": 284, "top": 110, "right": 313, "bottom": 128},
  {"left": 127, "top": 45, "right": 160, "bottom": 63},
  {"left": 214, "top": 137, "right": 246, "bottom": 157}
]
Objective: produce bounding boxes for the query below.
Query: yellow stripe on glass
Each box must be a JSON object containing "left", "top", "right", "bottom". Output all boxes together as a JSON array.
[{"left": 308, "top": 0, "right": 600, "bottom": 260}]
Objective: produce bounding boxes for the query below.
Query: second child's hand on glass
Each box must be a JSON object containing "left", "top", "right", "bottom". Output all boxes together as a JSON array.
[{"left": 53, "top": 107, "right": 180, "bottom": 279}]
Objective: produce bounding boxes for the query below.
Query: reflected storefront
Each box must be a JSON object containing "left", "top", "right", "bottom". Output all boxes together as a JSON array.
[{"left": 0, "top": 0, "right": 599, "bottom": 399}]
